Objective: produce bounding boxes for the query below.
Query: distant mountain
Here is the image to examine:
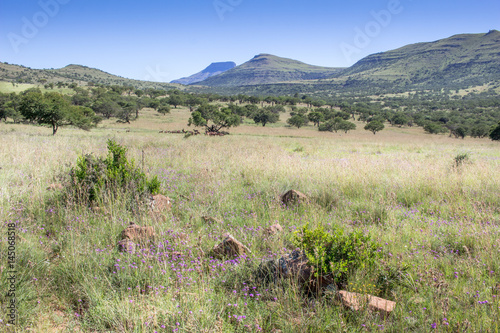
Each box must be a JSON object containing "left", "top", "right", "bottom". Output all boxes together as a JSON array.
[
  {"left": 196, "top": 54, "right": 344, "bottom": 87},
  {"left": 1, "top": 31, "right": 499, "bottom": 96},
  {"left": 0, "top": 63, "right": 180, "bottom": 90},
  {"left": 333, "top": 30, "right": 500, "bottom": 88},
  {"left": 202, "top": 31, "right": 500, "bottom": 96},
  {"left": 171, "top": 61, "right": 236, "bottom": 85}
]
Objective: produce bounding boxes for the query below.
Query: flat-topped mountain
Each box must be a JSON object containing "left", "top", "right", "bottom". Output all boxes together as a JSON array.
[
  {"left": 196, "top": 54, "right": 344, "bottom": 87},
  {"left": 171, "top": 61, "right": 236, "bottom": 85}
]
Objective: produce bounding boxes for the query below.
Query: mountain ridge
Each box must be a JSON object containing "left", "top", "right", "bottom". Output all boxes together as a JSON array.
[
  {"left": 194, "top": 54, "right": 344, "bottom": 87},
  {"left": 333, "top": 30, "right": 500, "bottom": 85},
  {"left": 1, "top": 30, "right": 499, "bottom": 95},
  {"left": 0, "top": 62, "right": 180, "bottom": 90},
  {"left": 171, "top": 61, "right": 236, "bottom": 85}
]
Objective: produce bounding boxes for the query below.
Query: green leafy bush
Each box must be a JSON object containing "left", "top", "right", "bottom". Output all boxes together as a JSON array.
[
  {"left": 293, "top": 223, "right": 381, "bottom": 284},
  {"left": 68, "top": 139, "right": 160, "bottom": 207}
]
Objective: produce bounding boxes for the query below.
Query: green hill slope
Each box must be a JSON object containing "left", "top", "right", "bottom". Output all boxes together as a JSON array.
[
  {"left": 335, "top": 30, "right": 500, "bottom": 88},
  {"left": 205, "top": 31, "right": 500, "bottom": 96},
  {"left": 0, "top": 63, "right": 180, "bottom": 90},
  {"left": 196, "top": 54, "right": 344, "bottom": 87}
]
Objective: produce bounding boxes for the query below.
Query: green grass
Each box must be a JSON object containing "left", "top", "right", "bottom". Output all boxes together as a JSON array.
[
  {"left": 0, "top": 81, "right": 75, "bottom": 94},
  {"left": 0, "top": 114, "right": 499, "bottom": 332}
]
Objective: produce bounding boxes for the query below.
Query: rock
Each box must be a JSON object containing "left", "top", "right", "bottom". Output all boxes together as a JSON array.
[
  {"left": 47, "top": 183, "right": 63, "bottom": 191},
  {"left": 258, "top": 250, "right": 312, "bottom": 284},
  {"left": 280, "top": 250, "right": 313, "bottom": 283},
  {"left": 91, "top": 205, "right": 109, "bottom": 215},
  {"left": 202, "top": 215, "right": 222, "bottom": 224},
  {"left": 176, "top": 233, "right": 189, "bottom": 241},
  {"left": 121, "top": 222, "right": 155, "bottom": 241},
  {"left": 151, "top": 194, "right": 172, "bottom": 212},
  {"left": 281, "top": 190, "right": 308, "bottom": 205},
  {"left": 212, "top": 234, "right": 251, "bottom": 259},
  {"left": 337, "top": 290, "right": 396, "bottom": 317},
  {"left": 118, "top": 222, "right": 155, "bottom": 253},
  {"left": 265, "top": 223, "right": 283, "bottom": 236},
  {"left": 258, "top": 250, "right": 335, "bottom": 292},
  {"left": 117, "top": 240, "right": 136, "bottom": 253}
]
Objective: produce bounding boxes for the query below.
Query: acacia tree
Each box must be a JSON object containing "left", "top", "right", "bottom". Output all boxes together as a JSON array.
[
  {"left": 308, "top": 112, "right": 324, "bottom": 126},
  {"left": 319, "top": 117, "right": 356, "bottom": 133},
  {"left": 490, "top": 122, "right": 500, "bottom": 141},
  {"left": 188, "top": 104, "right": 241, "bottom": 133},
  {"left": 0, "top": 93, "right": 11, "bottom": 121},
  {"left": 20, "top": 90, "right": 68, "bottom": 135},
  {"left": 168, "top": 94, "right": 184, "bottom": 108},
  {"left": 157, "top": 104, "right": 171, "bottom": 115},
  {"left": 364, "top": 120, "right": 385, "bottom": 135},
  {"left": 338, "top": 120, "right": 356, "bottom": 133},
  {"left": 391, "top": 113, "right": 409, "bottom": 127},
  {"left": 252, "top": 107, "right": 280, "bottom": 127},
  {"left": 19, "top": 90, "right": 98, "bottom": 135},
  {"left": 117, "top": 99, "right": 138, "bottom": 124},
  {"left": 92, "top": 97, "right": 120, "bottom": 119},
  {"left": 287, "top": 114, "right": 308, "bottom": 128}
]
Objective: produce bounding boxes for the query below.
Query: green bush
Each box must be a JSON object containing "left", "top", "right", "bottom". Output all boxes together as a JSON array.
[
  {"left": 68, "top": 139, "right": 160, "bottom": 207},
  {"left": 293, "top": 223, "right": 381, "bottom": 284}
]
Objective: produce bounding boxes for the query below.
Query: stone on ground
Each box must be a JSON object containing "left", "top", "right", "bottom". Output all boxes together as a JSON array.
[
  {"left": 337, "top": 290, "right": 396, "bottom": 317},
  {"left": 281, "top": 190, "right": 308, "bottom": 205},
  {"left": 212, "top": 234, "right": 251, "bottom": 259}
]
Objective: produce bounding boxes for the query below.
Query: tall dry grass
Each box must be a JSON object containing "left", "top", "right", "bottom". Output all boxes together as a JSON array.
[{"left": 1, "top": 111, "right": 499, "bottom": 332}]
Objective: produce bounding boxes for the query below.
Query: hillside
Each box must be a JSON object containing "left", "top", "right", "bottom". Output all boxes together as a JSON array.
[
  {"left": 1, "top": 31, "right": 499, "bottom": 96},
  {"left": 195, "top": 31, "right": 500, "bottom": 96},
  {"left": 0, "top": 63, "right": 180, "bottom": 90},
  {"left": 171, "top": 61, "right": 236, "bottom": 85},
  {"left": 333, "top": 30, "right": 500, "bottom": 88},
  {"left": 196, "top": 54, "right": 344, "bottom": 87}
]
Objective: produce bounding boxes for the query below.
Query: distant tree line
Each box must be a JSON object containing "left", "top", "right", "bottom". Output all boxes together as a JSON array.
[{"left": 1, "top": 83, "right": 499, "bottom": 140}]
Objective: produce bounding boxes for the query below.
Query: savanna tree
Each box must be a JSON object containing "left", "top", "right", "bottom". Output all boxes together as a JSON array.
[
  {"left": 287, "top": 114, "right": 308, "bottom": 128},
  {"left": 188, "top": 104, "right": 241, "bottom": 133},
  {"left": 19, "top": 90, "right": 99, "bottom": 135},
  {"left": 489, "top": 122, "right": 500, "bottom": 141},
  {"left": 364, "top": 120, "right": 385, "bottom": 135},
  {"left": 252, "top": 107, "right": 280, "bottom": 127}
]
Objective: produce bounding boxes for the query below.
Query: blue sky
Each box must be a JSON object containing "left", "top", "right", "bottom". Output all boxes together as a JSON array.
[{"left": 0, "top": 0, "right": 499, "bottom": 82}]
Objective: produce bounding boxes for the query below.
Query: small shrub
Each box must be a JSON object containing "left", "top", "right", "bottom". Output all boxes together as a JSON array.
[
  {"left": 311, "top": 190, "right": 341, "bottom": 211},
  {"left": 67, "top": 139, "right": 160, "bottom": 208},
  {"left": 376, "top": 263, "right": 410, "bottom": 298},
  {"left": 454, "top": 152, "right": 470, "bottom": 168},
  {"left": 293, "top": 223, "right": 381, "bottom": 284}
]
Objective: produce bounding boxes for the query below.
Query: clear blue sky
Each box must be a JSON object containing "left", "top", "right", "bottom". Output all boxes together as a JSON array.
[{"left": 1, "top": 0, "right": 498, "bottom": 82}]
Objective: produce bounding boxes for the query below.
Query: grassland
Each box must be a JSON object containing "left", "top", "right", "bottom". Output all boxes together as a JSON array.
[
  {"left": 0, "top": 82, "right": 76, "bottom": 95},
  {"left": 0, "top": 108, "right": 499, "bottom": 332}
]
